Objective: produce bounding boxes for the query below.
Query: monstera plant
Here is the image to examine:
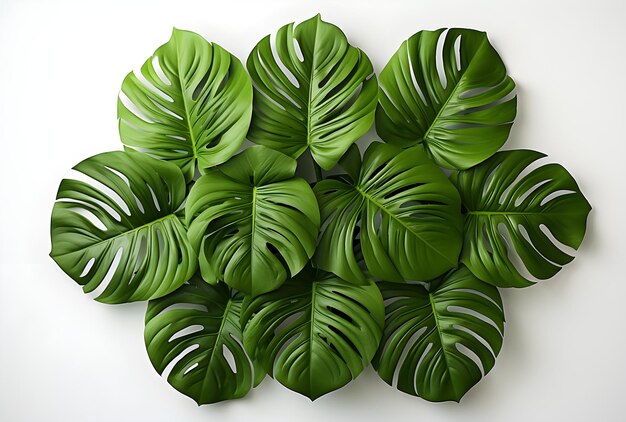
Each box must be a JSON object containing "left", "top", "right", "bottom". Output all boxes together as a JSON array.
[{"left": 50, "top": 15, "right": 591, "bottom": 404}]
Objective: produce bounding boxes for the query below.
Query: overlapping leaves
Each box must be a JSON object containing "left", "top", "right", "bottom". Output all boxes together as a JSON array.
[
  {"left": 451, "top": 150, "right": 591, "bottom": 287},
  {"left": 247, "top": 14, "right": 378, "bottom": 169},
  {"left": 185, "top": 146, "right": 320, "bottom": 296},
  {"left": 145, "top": 275, "right": 264, "bottom": 404},
  {"left": 376, "top": 28, "right": 516, "bottom": 170},
  {"left": 50, "top": 151, "right": 196, "bottom": 303},
  {"left": 49, "top": 17, "right": 591, "bottom": 406},
  {"left": 314, "top": 143, "right": 463, "bottom": 284},
  {"left": 241, "top": 268, "right": 384, "bottom": 400},
  {"left": 118, "top": 29, "right": 252, "bottom": 181},
  {"left": 373, "top": 266, "right": 504, "bottom": 402}
]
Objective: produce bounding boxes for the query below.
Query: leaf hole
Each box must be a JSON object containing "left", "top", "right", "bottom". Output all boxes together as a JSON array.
[
  {"left": 453, "top": 323, "right": 496, "bottom": 358},
  {"left": 539, "top": 223, "right": 578, "bottom": 256},
  {"left": 456, "top": 343, "right": 485, "bottom": 376},
  {"left": 161, "top": 344, "right": 199, "bottom": 379},
  {"left": 215, "top": 71, "right": 230, "bottom": 95},
  {"left": 383, "top": 183, "right": 424, "bottom": 200},
  {"left": 169, "top": 325, "right": 203, "bottom": 342},
  {"left": 68, "top": 206, "right": 108, "bottom": 231},
  {"left": 269, "top": 31, "right": 300, "bottom": 89},
  {"left": 222, "top": 344, "right": 237, "bottom": 373},
  {"left": 327, "top": 306, "right": 353, "bottom": 324},
  {"left": 453, "top": 34, "right": 462, "bottom": 71},
  {"left": 273, "top": 311, "right": 304, "bottom": 336},
  {"left": 406, "top": 43, "right": 428, "bottom": 107},
  {"left": 151, "top": 55, "right": 171, "bottom": 86},
  {"left": 67, "top": 169, "right": 130, "bottom": 218},
  {"left": 79, "top": 258, "right": 96, "bottom": 278},
  {"left": 183, "top": 362, "right": 199, "bottom": 376},
  {"left": 391, "top": 327, "right": 428, "bottom": 388},
  {"left": 435, "top": 29, "right": 450, "bottom": 91},
  {"left": 514, "top": 179, "right": 552, "bottom": 207},
  {"left": 540, "top": 189, "right": 577, "bottom": 207},
  {"left": 87, "top": 247, "right": 123, "bottom": 299},
  {"left": 133, "top": 69, "right": 174, "bottom": 102}
]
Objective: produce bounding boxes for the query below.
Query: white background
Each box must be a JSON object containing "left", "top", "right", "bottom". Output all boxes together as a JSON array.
[{"left": 1, "top": 0, "right": 624, "bottom": 421}]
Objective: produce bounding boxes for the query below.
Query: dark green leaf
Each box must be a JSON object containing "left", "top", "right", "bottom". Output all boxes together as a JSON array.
[
  {"left": 373, "top": 266, "right": 505, "bottom": 402},
  {"left": 186, "top": 146, "right": 320, "bottom": 296},
  {"left": 376, "top": 28, "right": 517, "bottom": 169},
  {"left": 451, "top": 149, "right": 592, "bottom": 287},
  {"left": 145, "top": 276, "right": 264, "bottom": 404},
  {"left": 118, "top": 28, "right": 252, "bottom": 181},
  {"left": 314, "top": 143, "right": 463, "bottom": 284},
  {"left": 241, "top": 268, "right": 384, "bottom": 400},
  {"left": 50, "top": 151, "right": 196, "bottom": 304},
  {"left": 247, "top": 14, "right": 378, "bottom": 169}
]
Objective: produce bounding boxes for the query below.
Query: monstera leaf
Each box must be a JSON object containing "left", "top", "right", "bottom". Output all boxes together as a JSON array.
[
  {"left": 118, "top": 28, "right": 252, "bottom": 181},
  {"left": 246, "top": 14, "right": 378, "bottom": 170},
  {"left": 314, "top": 143, "right": 463, "bottom": 284},
  {"left": 186, "top": 146, "right": 320, "bottom": 296},
  {"left": 376, "top": 28, "right": 517, "bottom": 170},
  {"left": 241, "top": 268, "right": 384, "bottom": 400},
  {"left": 50, "top": 151, "right": 196, "bottom": 304},
  {"left": 373, "top": 266, "right": 505, "bottom": 402},
  {"left": 145, "top": 276, "right": 264, "bottom": 404},
  {"left": 451, "top": 149, "right": 591, "bottom": 288}
]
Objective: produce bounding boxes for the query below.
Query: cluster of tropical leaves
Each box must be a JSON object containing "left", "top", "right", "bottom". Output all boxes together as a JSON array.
[{"left": 49, "top": 15, "right": 591, "bottom": 404}]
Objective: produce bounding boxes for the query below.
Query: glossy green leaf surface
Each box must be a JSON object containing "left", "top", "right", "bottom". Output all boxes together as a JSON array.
[
  {"left": 50, "top": 151, "right": 196, "bottom": 304},
  {"left": 145, "top": 276, "right": 264, "bottom": 404},
  {"left": 376, "top": 28, "right": 517, "bottom": 170},
  {"left": 118, "top": 28, "right": 252, "bottom": 181},
  {"left": 247, "top": 14, "right": 378, "bottom": 170},
  {"left": 373, "top": 266, "right": 505, "bottom": 402},
  {"left": 451, "top": 149, "right": 591, "bottom": 287},
  {"left": 241, "top": 268, "right": 384, "bottom": 400},
  {"left": 314, "top": 143, "right": 463, "bottom": 284},
  {"left": 186, "top": 146, "right": 320, "bottom": 296}
]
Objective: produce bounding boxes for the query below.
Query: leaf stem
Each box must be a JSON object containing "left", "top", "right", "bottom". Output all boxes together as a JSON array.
[{"left": 313, "top": 161, "right": 323, "bottom": 182}]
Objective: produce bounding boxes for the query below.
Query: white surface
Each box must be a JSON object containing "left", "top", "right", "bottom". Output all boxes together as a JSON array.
[{"left": 1, "top": 0, "right": 624, "bottom": 421}]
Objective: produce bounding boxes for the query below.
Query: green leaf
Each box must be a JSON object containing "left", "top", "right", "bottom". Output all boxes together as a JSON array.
[
  {"left": 376, "top": 28, "right": 517, "bottom": 170},
  {"left": 118, "top": 28, "right": 252, "bottom": 181},
  {"left": 373, "top": 266, "right": 505, "bottom": 402},
  {"left": 451, "top": 149, "right": 592, "bottom": 287},
  {"left": 247, "top": 14, "right": 378, "bottom": 170},
  {"left": 50, "top": 151, "right": 196, "bottom": 304},
  {"left": 241, "top": 268, "right": 384, "bottom": 400},
  {"left": 145, "top": 276, "right": 264, "bottom": 404},
  {"left": 314, "top": 143, "right": 463, "bottom": 284},
  {"left": 186, "top": 146, "right": 320, "bottom": 296}
]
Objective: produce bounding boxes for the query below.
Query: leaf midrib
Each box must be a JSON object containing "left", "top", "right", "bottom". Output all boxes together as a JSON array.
[
  {"left": 356, "top": 186, "right": 455, "bottom": 265},
  {"left": 305, "top": 18, "right": 322, "bottom": 148},
  {"left": 428, "top": 292, "right": 461, "bottom": 399},
  {"left": 308, "top": 281, "right": 318, "bottom": 397},
  {"left": 467, "top": 210, "right": 586, "bottom": 216},
  {"left": 174, "top": 42, "right": 199, "bottom": 161},
  {"left": 199, "top": 298, "right": 234, "bottom": 399},
  {"left": 51, "top": 213, "right": 178, "bottom": 258},
  {"left": 249, "top": 186, "right": 259, "bottom": 282},
  {"left": 420, "top": 37, "right": 488, "bottom": 144}
]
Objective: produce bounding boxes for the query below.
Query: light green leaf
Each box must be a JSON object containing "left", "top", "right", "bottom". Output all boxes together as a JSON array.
[
  {"left": 241, "top": 268, "right": 384, "bottom": 400},
  {"left": 376, "top": 28, "right": 517, "bottom": 170},
  {"left": 145, "top": 276, "right": 264, "bottom": 404},
  {"left": 118, "top": 28, "right": 252, "bottom": 181},
  {"left": 314, "top": 143, "right": 463, "bottom": 284},
  {"left": 451, "top": 149, "right": 592, "bottom": 287},
  {"left": 50, "top": 151, "right": 196, "bottom": 304},
  {"left": 247, "top": 14, "right": 378, "bottom": 169},
  {"left": 186, "top": 146, "right": 320, "bottom": 296},
  {"left": 373, "top": 266, "right": 505, "bottom": 402}
]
